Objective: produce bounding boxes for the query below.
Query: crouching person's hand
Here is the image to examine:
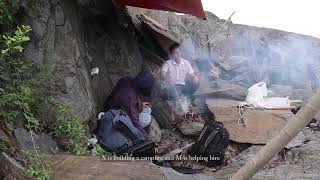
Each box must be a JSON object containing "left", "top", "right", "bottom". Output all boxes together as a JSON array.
[
  {"left": 142, "top": 102, "right": 152, "bottom": 108},
  {"left": 192, "top": 74, "right": 199, "bottom": 84},
  {"left": 155, "top": 147, "right": 159, "bottom": 154}
]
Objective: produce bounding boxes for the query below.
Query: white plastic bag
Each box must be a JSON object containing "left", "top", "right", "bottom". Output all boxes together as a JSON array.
[
  {"left": 246, "top": 82, "right": 291, "bottom": 108},
  {"left": 246, "top": 82, "right": 269, "bottom": 105}
]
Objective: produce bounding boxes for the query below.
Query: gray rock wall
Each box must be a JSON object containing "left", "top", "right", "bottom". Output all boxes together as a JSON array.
[{"left": 20, "top": 0, "right": 143, "bottom": 126}]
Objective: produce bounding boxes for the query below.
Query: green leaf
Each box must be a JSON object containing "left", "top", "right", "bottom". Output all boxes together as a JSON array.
[
  {"left": 13, "top": 45, "right": 23, "bottom": 52},
  {"left": 21, "top": 36, "right": 30, "bottom": 41}
]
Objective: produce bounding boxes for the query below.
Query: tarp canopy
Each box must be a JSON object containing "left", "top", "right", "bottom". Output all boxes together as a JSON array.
[{"left": 117, "top": 0, "right": 206, "bottom": 19}]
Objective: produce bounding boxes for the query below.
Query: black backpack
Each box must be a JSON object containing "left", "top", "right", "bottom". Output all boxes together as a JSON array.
[{"left": 190, "top": 120, "right": 229, "bottom": 166}]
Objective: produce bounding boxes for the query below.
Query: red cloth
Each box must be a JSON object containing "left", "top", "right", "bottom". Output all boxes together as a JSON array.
[{"left": 116, "top": 0, "right": 206, "bottom": 19}]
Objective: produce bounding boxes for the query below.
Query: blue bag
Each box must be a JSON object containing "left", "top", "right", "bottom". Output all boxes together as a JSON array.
[{"left": 97, "top": 109, "right": 145, "bottom": 154}]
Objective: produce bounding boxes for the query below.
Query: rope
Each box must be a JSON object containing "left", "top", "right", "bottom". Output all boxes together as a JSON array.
[
  {"left": 27, "top": 123, "right": 46, "bottom": 170},
  {"left": 238, "top": 102, "right": 248, "bottom": 126},
  {"left": 238, "top": 102, "right": 255, "bottom": 126}
]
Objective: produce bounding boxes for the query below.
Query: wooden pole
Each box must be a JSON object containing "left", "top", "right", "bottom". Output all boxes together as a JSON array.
[
  {"left": 202, "top": 11, "right": 236, "bottom": 47},
  {"left": 231, "top": 90, "right": 320, "bottom": 180},
  {"left": 162, "top": 142, "right": 194, "bottom": 159}
]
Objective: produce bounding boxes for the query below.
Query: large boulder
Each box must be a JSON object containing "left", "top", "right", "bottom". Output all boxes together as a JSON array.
[
  {"left": 49, "top": 155, "right": 215, "bottom": 180},
  {"left": 206, "top": 99, "right": 291, "bottom": 144},
  {"left": 152, "top": 101, "right": 175, "bottom": 129},
  {"left": 0, "top": 128, "right": 10, "bottom": 143},
  {"left": 21, "top": 0, "right": 95, "bottom": 124},
  {"left": 268, "top": 84, "right": 294, "bottom": 97},
  {"left": 195, "top": 80, "right": 247, "bottom": 100},
  {"left": 14, "top": 128, "right": 59, "bottom": 154},
  {"left": 149, "top": 117, "right": 162, "bottom": 143},
  {"left": 21, "top": 0, "right": 144, "bottom": 126},
  {"left": 49, "top": 155, "right": 165, "bottom": 179},
  {"left": 179, "top": 121, "right": 204, "bottom": 136},
  {"left": 219, "top": 56, "right": 249, "bottom": 72},
  {"left": 0, "top": 152, "right": 30, "bottom": 180},
  {"left": 291, "top": 89, "right": 315, "bottom": 103}
]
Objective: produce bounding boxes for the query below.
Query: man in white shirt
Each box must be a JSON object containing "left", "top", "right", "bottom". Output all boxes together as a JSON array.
[{"left": 161, "top": 43, "right": 199, "bottom": 98}]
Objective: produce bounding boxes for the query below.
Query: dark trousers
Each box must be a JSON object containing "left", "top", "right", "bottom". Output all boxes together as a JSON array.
[{"left": 169, "top": 80, "right": 199, "bottom": 100}]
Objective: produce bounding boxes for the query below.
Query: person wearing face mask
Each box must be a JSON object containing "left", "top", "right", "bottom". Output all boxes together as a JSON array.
[
  {"left": 104, "top": 70, "right": 155, "bottom": 139},
  {"left": 161, "top": 43, "right": 199, "bottom": 99}
]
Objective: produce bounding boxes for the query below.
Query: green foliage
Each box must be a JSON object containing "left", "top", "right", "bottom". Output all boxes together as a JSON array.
[
  {"left": 36, "top": 64, "right": 57, "bottom": 95},
  {"left": 0, "top": 0, "right": 19, "bottom": 25},
  {"left": 0, "top": 5, "right": 88, "bottom": 180},
  {"left": 25, "top": 151, "right": 52, "bottom": 180},
  {"left": 0, "top": 4, "right": 89, "bottom": 157},
  {"left": 0, "top": 143, "right": 52, "bottom": 180},
  {"left": 96, "top": 145, "right": 110, "bottom": 156},
  {"left": 0, "top": 25, "right": 88, "bottom": 157},
  {"left": 0, "top": 142, "right": 16, "bottom": 155},
  {"left": 54, "top": 103, "right": 88, "bottom": 155},
  {"left": 0, "top": 25, "right": 42, "bottom": 133},
  {"left": 1, "top": 25, "right": 31, "bottom": 57},
  {"left": 0, "top": 24, "right": 53, "bottom": 180}
]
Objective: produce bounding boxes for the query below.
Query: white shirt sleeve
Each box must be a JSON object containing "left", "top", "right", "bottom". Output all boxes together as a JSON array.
[
  {"left": 186, "top": 61, "right": 195, "bottom": 74},
  {"left": 162, "top": 61, "right": 170, "bottom": 72}
]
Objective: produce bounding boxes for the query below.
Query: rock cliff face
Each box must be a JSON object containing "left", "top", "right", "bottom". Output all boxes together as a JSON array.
[
  {"left": 21, "top": 0, "right": 143, "bottom": 126},
  {"left": 2, "top": 1, "right": 144, "bottom": 177}
]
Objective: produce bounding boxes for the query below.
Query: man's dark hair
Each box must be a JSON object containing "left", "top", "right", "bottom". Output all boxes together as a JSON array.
[{"left": 169, "top": 43, "right": 180, "bottom": 54}]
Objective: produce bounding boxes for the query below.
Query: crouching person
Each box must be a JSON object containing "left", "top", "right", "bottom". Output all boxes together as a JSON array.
[
  {"left": 97, "top": 70, "right": 156, "bottom": 157},
  {"left": 159, "top": 43, "right": 199, "bottom": 115},
  {"left": 161, "top": 43, "right": 199, "bottom": 99}
]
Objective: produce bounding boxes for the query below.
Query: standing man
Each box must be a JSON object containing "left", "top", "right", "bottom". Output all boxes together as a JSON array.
[{"left": 161, "top": 43, "right": 199, "bottom": 98}]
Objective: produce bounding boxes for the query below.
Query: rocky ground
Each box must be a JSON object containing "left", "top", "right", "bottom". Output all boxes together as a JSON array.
[{"left": 215, "top": 129, "right": 320, "bottom": 180}]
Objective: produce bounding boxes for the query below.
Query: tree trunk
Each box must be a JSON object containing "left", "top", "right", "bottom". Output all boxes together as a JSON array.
[{"left": 231, "top": 90, "right": 320, "bottom": 180}]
